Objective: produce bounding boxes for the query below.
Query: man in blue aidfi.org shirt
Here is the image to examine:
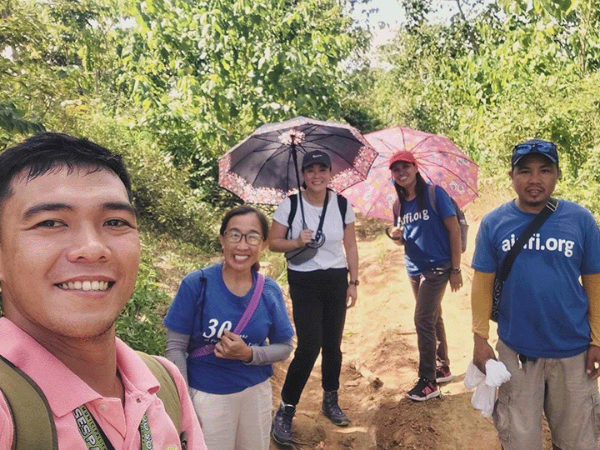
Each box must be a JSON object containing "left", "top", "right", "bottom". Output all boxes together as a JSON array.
[{"left": 471, "top": 139, "right": 600, "bottom": 450}]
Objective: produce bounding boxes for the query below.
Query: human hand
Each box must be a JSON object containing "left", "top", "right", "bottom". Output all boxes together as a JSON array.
[
  {"left": 346, "top": 285, "right": 357, "bottom": 309},
  {"left": 586, "top": 344, "right": 600, "bottom": 380},
  {"left": 473, "top": 334, "right": 496, "bottom": 374},
  {"left": 297, "top": 229, "right": 313, "bottom": 247},
  {"left": 449, "top": 272, "right": 463, "bottom": 292},
  {"left": 214, "top": 330, "right": 253, "bottom": 362}
]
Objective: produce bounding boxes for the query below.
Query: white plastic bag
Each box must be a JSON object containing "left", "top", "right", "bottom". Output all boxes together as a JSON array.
[{"left": 464, "top": 360, "right": 511, "bottom": 418}]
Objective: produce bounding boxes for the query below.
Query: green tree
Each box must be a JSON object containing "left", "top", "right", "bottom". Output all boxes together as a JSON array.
[{"left": 118, "top": 0, "right": 367, "bottom": 191}]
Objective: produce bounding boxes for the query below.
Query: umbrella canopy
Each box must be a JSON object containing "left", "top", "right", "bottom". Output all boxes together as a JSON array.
[
  {"left": 343, "top": 127, "right": 478, "bottom": 221},
  {"left": 218, "top": 116, "right": 378, "bottom": 205}
]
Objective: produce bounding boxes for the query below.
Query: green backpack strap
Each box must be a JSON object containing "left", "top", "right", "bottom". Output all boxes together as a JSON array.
[
  {"left": 136, "top": 351, "right": 182, "bottom": 434},
  {"left": 0, "top": 355, "right": 58, "bottom": 450}
]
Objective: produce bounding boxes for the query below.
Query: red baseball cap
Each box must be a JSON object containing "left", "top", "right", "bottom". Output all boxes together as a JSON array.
[{"left": 389, "top": 150, "right": 417, "bottom": 169}]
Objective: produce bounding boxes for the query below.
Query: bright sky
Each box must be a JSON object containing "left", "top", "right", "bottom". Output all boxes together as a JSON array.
[{"left": 352, "top": 0, "right": 493, "bottom": 47}]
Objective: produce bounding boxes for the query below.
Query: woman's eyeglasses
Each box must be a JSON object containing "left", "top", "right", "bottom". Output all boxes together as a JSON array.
[{"left": 224, "top": 230, "right": 263, "bottom": 246}]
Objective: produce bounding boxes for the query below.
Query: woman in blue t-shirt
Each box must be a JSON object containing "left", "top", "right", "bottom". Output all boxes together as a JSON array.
[
  {"left": 163, "top": 206, "right": 294, "bottom": 450},
  {"left": 388, "top": 150, "right": 463, "bottom": 402}
]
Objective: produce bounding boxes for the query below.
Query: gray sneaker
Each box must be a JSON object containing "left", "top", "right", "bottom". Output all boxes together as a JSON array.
[
  {"left": 321, "top": 390, "right": 350, "bottom": 426},
  {"left": 272, "top": 403, "right": 295, "bottom": 446}
]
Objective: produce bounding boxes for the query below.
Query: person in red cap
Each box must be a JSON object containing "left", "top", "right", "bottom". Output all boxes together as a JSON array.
[{"left": 388, "top": 150, "right": 463, "bottom": 401}]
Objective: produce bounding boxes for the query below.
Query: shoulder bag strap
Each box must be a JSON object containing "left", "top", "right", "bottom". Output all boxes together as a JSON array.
[
  {"left": 497, "top": 198, "right": 558, "bottom": 282},
  {"left": 232, "top": 273, "right": 265, "bottom": 334},
  {"left": 311, "top": 190, "right": 330, "bottom": 244},
  {"left": 189, "top": 273, "right": 265, "bottom": 359},
  {"left": 286, "top": 194, "right": 298, "bottom": 238}
]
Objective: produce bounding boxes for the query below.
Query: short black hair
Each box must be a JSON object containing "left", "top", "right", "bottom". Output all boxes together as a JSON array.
[
  {"left": 220, "top": 206, "right": 269, "bottom": 240},
  {"left": 0, "top": 132, "right": 133, "bottom": 209}
]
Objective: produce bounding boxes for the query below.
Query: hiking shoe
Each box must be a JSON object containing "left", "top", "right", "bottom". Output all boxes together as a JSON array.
[
  {"left": 436, "top": 366, "right": 454, "bottom": 383},
  {"left": 272, "top": 403, "right": 295, "bottom": 446},
  {"left": 406, "top": 377, "right": 440, "bottom": 401},
  {"left": 321, "top": 390, "right": 351, "bottom": 426}
]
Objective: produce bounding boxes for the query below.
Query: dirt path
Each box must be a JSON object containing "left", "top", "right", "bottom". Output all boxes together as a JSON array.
[{"left": 267, "top": 190, "right": 559, "bottom": 450}]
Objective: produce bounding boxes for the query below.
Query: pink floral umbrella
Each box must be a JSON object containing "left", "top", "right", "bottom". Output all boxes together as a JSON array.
[{"left": 342, "top": 127, "right": 478, "bottom": 221}]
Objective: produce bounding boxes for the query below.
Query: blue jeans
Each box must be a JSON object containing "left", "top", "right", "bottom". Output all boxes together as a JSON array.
[{"left": 409, "top": 264, "right": 451, "bottom": 381}]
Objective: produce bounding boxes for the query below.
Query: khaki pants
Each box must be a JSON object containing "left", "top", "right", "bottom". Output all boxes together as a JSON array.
[
  {"left": 494, "top": 340, "right": 600, "bottom": 450},
  {"left": 190, "top": 379, "right": 272, "bottom": 450}
]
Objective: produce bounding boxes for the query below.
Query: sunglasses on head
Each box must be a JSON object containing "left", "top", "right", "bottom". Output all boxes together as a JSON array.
[{"left": 513, "top": 141, "right": 556, "bottom": 155}]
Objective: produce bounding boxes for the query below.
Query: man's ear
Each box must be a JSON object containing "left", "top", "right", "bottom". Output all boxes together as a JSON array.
[{"left": 508, "top": 168, "right": 514, "bottom": 180}]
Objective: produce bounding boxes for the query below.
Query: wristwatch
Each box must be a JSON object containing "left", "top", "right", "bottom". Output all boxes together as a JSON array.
[
  {"left": 449, "top": 268, "right": 461, "bottom": 274},
  {"left": 349, "top": 280, "right": 359, "bottom": 286}
]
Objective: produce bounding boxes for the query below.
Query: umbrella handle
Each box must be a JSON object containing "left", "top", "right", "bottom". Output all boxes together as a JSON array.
[{"left": 385, "top": 226, "right": 403, "bottom": 241}]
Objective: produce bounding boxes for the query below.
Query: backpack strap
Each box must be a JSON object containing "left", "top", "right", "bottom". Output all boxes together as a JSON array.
[
  {"left": 337, "top": 193, "right": 348, "bottom": 229},
  {"left": 286, "top": 194, "right": 298, "bottom": 238},
  {"left": 0, "top": 352, "right": 183, "bottom": 450},
  {"left": 428, "top": 184, "right": 438, "bottom": 216},
  {"left": 135, "top": 352, "right": 182, "bottom": 434},
  {"left": 0, "top": 355, "right": 58, "bottom": 450}
]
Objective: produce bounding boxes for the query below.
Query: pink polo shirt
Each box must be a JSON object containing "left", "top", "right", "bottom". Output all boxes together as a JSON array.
[{"left": 0, "top": 318, "right": 206, "bottom": 450}]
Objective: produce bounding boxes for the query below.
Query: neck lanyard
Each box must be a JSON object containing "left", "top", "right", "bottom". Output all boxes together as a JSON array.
[{"left": 74, "top": 405, "right": 153, "bottom": 450}]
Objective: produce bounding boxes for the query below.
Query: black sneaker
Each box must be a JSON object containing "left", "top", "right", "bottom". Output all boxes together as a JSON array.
[
  {"left": 321, "top": 390, "right": 350, "bottom": 426},
  {"left": 436, "top": 366, "right": 454, "bottom": 383},
  {"left": 272, "top": 403, "right": 295, "bottom": 446},
  {"left": 406, "top": 377, "right": 440, "bottom": 401}
]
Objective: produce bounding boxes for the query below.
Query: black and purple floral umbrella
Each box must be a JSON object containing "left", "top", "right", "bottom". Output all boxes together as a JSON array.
[{"left": 218, "top": 116, "right": 378, "bottom": 205}]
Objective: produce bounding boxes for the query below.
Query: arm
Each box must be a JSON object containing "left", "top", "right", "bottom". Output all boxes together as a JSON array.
[
  {"left": 343, "top": 221, "right": 359, "bottom": 308},
  {"left": 268, "top": 220, "right": 312, "bottom": 253},
  {"left": 582, "top": 273, "right": 600, "bottom": 379},
  {"left": 443, "top": 215, "right": 463, "bottom": 292},
  {"left": 471, "top": 270, "right": 497, "bottom": 373},
  {"left": 165, "top": 329, "right": 190, "bottom": 385},
  {"left": 245, "top": 338, "right": 294, "bottom": 365}
]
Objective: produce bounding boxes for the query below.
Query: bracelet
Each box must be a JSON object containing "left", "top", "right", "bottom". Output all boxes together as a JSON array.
[{"left": 449, "top": 268, "right": 461, "bottom": 275}]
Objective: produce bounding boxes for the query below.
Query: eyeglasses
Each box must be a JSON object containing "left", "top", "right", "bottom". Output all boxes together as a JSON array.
[
  {"left": 223, "top": 230, "right": 263, "bottom": 246},
  {"left": 513, "top": 141, "right": 556, "bottom": 156}
]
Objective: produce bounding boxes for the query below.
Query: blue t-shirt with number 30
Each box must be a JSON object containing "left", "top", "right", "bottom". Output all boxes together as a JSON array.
[{"left": 164, "top": 263, "right": 294, "bottom": 394}]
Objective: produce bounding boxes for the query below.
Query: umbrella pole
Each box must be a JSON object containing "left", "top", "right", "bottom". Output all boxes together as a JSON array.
[{"left": 291, "top": 143, "right": 308, "bottom": 230}]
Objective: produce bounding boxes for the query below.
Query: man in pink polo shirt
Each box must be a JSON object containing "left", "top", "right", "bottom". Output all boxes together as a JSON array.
[{"left": 0, "top": 132, "right": 206, "bottom": 450}]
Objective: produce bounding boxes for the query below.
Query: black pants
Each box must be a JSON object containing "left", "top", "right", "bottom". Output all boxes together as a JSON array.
[
  {"left": 408, "top": 264, "right": 451, "bottom": 381},
  {"left": 281, "top": 268, "right": 348, "bottom": 406}
]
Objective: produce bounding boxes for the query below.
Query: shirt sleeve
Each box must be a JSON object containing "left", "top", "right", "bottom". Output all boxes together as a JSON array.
[
  {"left": 471, "top": 216, "right": 498, "bottom": 274},
  {"left": 163, "top": 271, "right": 203, "bottom": 335},
  {"left": 154, "top": 356, "right": 207, "bottom": 450},
  {"left": 165, "top": 330, "right": 190, "bottom": 385},
  {"left": 581, "top": 210, "right": 600, "bottom": 275},
  {"left": 434, "top": 186, "right": 457, "bottom": 219},
  {"left": 471, "top": 270, "right": 495, "bottom": 339},
  {"left": 246, "top": 339, "right": 294, "bottom": 365},
  {"left": 0, "top": 390, "right": 13, "bottom": 450},
  {"left": 272, "top": 197, "right": 292, "bottom": 227},
  {"left": 264, "top": 279, "right": 295, "bottom": 344},
  {"left": 344, "top": 199, "right": 356, "bottom": 224},
  {"left": 582, "top": 273, "right": 600, "bottom": 347}
]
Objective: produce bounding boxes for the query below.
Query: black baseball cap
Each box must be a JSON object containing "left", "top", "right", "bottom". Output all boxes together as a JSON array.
[
  {"left": 511, "top": 139, "right": 559, "bottom": 167},
  {"left": 302, "top": 150, "right": 332, "bottom": 169}
]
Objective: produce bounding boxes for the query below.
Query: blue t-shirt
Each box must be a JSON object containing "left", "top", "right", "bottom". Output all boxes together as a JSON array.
[
  {"left": 394, "top": 185, "right": 456, "bottom": 276},
  {"left": 163, "top": 263, "right": 294, "bottom": 394},
  {"left": 472, "top": 200, "right": 600, "bottom": 358}
]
